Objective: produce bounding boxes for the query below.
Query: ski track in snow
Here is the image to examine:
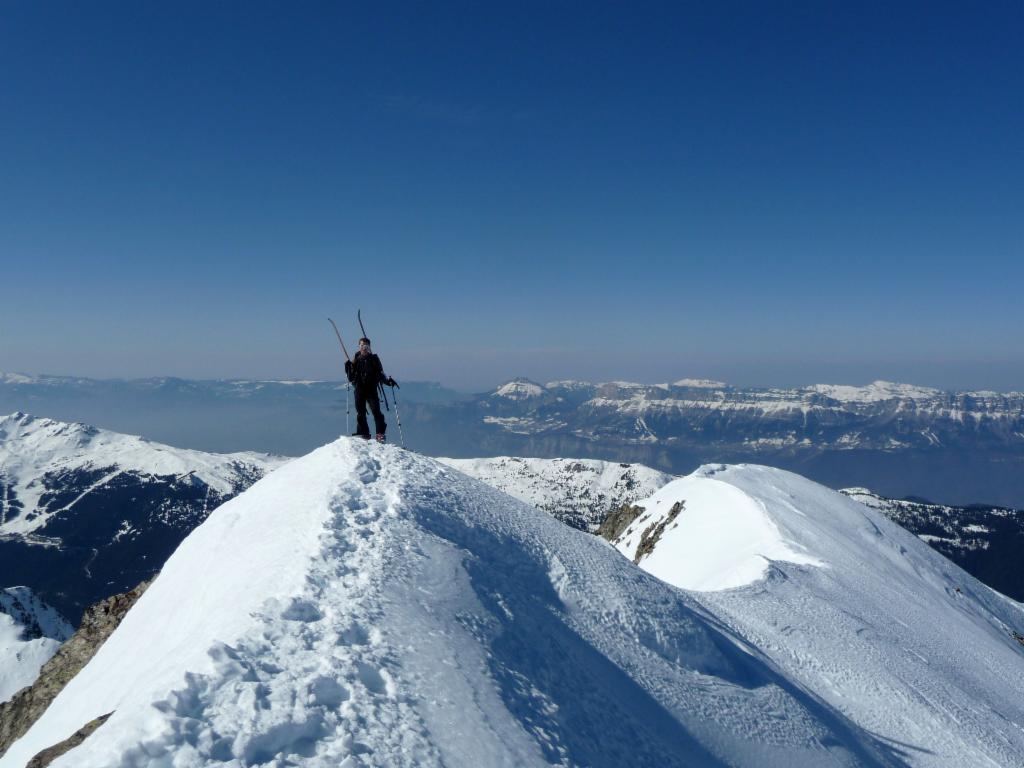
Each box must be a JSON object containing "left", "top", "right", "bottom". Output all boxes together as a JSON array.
[{"left": 3, "top": 440, "right": 912, "bottom": 768}]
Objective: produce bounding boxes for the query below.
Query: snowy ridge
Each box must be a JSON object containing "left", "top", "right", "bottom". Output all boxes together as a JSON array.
[
  {"left": 491, "top": 378, "right": 547, "bottom": 400},
  {"left": 616, "top": 464, "right": 1024, "bottom": 766},
  {"left": 437, "top": 456, "right": 675, "bottom": 531},
  {"left": 0, "top": 587, "right": 72, "bottom": 704},
  {"left": 4, "top": 440, "right": 905, "bottom": 767},
  {"left": 808, "top": 381, "right": 942, "bottom": 403},
  {"left": 0, "top": 412, "right": 285, "bottom": 535}
]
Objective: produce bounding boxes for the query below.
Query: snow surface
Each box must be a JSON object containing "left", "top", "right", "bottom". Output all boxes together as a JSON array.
[
  {"left": 619, "top": 464, "right": 1024, "bottom": 767},
  {"left": 808, "top": 381, "right": 942, "bottom": 403},
  {"left": 437, "top": 456, "right": 675, "bottom": 531},
  {"left": 0, "top": 413, "right": 285, "bottom": 535},
  {"left": 0, "top": 587, "right": 73, "bottom": 704},
  {"left": 612, "top": 472, "right": 823, "bottom": 590},
  {"left": 4, "top": 440, "right": 905, "bottom": 768}
]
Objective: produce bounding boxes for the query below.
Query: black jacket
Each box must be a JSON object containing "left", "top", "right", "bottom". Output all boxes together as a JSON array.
[{"left": 346, "top": 352, "right": 385, "bottom": 392}]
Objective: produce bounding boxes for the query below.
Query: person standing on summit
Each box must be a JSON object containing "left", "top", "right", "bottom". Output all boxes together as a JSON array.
[{"left": 345, "top": 337, "right": 395, "bottom": 442}]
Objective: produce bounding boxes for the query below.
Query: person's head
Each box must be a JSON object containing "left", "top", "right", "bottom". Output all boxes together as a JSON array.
[{"left": 358, "top": 337, "right": 372, "bottom": 353}]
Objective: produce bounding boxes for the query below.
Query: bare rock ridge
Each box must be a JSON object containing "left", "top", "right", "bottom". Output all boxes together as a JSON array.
[
  {"left": 25, "top": 714, "right": 111, "bottom": 768},
  {"left": 633, "top": 501, "right": 684, "bottom": 564},
  {"left": 594, "top": 503, "right": 644, "bottom": 542},
  {"left": 0, "top": 581, "right": 149, "bottom": 758}
]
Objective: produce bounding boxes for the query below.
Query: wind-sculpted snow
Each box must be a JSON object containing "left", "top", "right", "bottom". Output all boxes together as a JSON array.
[
  {"left": 620, "top": 464, "right": 1024, "bottom": 766},
  {"left": 3, "top": 441, "right": 904, "bottom": 767}
]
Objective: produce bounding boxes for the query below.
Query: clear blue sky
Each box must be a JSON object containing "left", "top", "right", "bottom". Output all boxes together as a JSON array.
[{"left": 1, "top": 1, "right": 1021, "bottom": 391}]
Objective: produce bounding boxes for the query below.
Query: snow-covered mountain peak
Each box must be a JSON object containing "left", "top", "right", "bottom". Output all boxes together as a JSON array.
[
  {"left": 3, "top": 439, "right": 917, "bottom": 767},
  {"left": 0, "top": 413, "right": 286, "bottom": 536},
  {"left": 611, "top": 465, "right": 824, "bottom": 590},
  {"left": 613, "top": 463, "right": 1024, "bottom": 766},
  {"left": 492, "top": 377, "right": 547, "bottom": 400},
  {"left": 808, "top": 380, "right": 942, "bottom": 403}
]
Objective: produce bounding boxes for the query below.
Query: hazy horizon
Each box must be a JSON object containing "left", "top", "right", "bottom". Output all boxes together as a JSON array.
[{"left": 3, "top": 363, "right": 1022, "bottom": 395}]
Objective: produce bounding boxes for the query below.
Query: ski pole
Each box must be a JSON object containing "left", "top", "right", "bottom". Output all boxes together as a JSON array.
[{"left": 391, "top": 384, "right": 405, "bottom": 447}]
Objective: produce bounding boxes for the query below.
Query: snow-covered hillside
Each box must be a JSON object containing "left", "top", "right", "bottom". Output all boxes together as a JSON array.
[
  {"left": 0, "top": 413, "right": 286, "bottom": 621},
  {"left": 611, "top": 464, "right": 1024, "bottom": 766},
  {"left": 438, "top": 456, "right": 674, "bottom": 530},
  {"left": 3, "top": 440, "right": 907, "bottom": 768},
  {"left": 841, "top": 488, "right": 1024, "bottom": 601},
  {"left": 0, "top": 588, "right": 72, "bottom": 704}
]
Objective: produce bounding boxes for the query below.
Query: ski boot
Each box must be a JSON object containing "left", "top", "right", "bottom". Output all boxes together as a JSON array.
[{"left": 375, "top": 433, "right": 386, "bottom": 444}]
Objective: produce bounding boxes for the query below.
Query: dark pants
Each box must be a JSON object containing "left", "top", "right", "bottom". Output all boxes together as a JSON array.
[{"left": 355, "top": 387, "right": 386, "bottom": 438}]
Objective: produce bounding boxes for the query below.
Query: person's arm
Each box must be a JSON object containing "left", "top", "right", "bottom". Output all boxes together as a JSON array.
[{"left": 375, "top": 355, "right": 397, "bottom": 387}]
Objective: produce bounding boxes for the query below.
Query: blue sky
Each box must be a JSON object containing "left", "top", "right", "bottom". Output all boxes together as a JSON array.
[{"left": 1, "top": 1, "right": 1021, "bottom": 390}]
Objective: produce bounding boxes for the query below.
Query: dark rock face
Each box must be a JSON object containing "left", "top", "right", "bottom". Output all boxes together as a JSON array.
[
  {"left": 0, "top": 580, "right": 149, "bottom": 758},
  {"left": 596, "top": 504, "right": 644, "bottom": 543}
]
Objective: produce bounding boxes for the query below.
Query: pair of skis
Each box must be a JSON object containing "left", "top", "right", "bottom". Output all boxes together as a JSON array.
[{"left": 328, "top": 311, "right": 405, "bottom": 447}]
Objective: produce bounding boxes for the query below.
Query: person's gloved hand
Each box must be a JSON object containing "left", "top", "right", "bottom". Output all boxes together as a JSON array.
[
  {"left": 344, "top": 360, "right": 353, "bottom": 378},
  {"left": 385, "top": 376, "right": 398, "bottom": 388}
]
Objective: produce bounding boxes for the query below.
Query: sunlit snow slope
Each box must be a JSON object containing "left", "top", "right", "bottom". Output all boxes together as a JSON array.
[
  {"left": 615, "top": 464, "right": 1024, "bottom": 767},
  {"left": 3, "top": 441, "right": 903, "bottom": 768}
]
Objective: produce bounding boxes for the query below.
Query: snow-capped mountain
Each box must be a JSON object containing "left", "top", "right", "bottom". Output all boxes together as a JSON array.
[
  {"left": 608, "top": 464, "right": 1024, "bottom": 767},
  {"left": 3, "top": 440, "right": 925, "bottom": 768},
  {"left": 437, "top": 456, "right": 674, "bottom": 530},
  {"left": 463, "top": 377, "right": 1024, "bottom": 507},
  {"left": 0, "top": 588, "right": 72, "bottom": 705},
  {"left": 0, "top": 413, "right": 286, "bottom": 622}
]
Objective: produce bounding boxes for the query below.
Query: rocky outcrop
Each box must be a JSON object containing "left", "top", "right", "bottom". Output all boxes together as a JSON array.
[
  {"left": 0, "top": 580, "right": 150, "bottom": 758},
  {"left": 596, "top": 503, "right": 644, "bottom": 542},
  {"left": 633, "top": 501, "right": 684, "bottom": 564},
  {"left": 25, "top": 713, "right": 111, "bottom": 768}
]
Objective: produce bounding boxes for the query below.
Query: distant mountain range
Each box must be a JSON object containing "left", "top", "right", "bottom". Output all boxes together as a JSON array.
[
  {"left": 432, "top": 377, "right": 1024, "bottom": 507},
  {"left": 2, "top": 371, "right": 1023, "bottom": 506}
]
